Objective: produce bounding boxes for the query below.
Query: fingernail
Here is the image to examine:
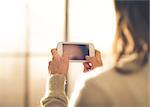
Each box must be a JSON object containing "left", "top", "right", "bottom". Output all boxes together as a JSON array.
[{"left": 88, "top": 63, "right": 92, "bottom": 66}]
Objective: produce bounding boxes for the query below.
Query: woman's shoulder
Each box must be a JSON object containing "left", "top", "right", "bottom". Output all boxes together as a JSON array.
[
  {"left": 85, "top": 63, "right": 149, "bottom": 89},
  {"left": 85, "top": 65, "right": 118, "bottom": 82}
]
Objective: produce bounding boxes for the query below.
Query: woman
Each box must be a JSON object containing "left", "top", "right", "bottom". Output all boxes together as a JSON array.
[{"left": 41, "top": 1, "right": 149, "bottom": 107}]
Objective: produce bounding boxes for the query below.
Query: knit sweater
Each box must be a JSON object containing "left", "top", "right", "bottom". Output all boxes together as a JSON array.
[{"left": 40, "top": 53, "right": 149, "bottom": 107}]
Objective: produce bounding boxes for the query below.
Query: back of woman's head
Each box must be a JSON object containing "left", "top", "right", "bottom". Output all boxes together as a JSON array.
[{"left": 113, "top": 0, "right": 149, "bottom": 65}]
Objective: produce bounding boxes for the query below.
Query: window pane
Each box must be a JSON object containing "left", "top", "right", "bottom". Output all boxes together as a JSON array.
[
  {"left": 0, "top": 57, "right": 25, "bottom": 107},
  {"left": 68, "top": 0, "right": 116, "bottom": 96},
  {"left": 29, "top": 57, "right": 49, "bottom": 107},
  {"left": 69, "top": 0, "right": 116, "bottom": 52},
  {"left": 29, "top": 0, "right": 65, "bottom": 53},
  {"left": 0, "top": 0, "right": 27, "bottom": 53}
]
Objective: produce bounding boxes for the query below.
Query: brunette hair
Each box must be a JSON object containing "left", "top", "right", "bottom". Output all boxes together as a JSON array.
[{"left": 113, "top": 0, "right": 149, "bottom": 65}]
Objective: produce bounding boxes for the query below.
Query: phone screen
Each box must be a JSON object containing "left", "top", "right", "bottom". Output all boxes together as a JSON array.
[{"left": 63, "top": 44, "right": 89, "bottom": 60}]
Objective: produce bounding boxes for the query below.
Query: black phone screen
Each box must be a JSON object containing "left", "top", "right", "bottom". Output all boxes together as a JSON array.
[{"left": 63, "top": 44, "right": 89, "bottom": 60}]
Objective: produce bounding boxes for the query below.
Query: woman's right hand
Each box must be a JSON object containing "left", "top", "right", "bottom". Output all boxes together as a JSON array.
[
  {"left": 48, "top": 49, "right": 69, "bottom": 77},
  {"left": 83, "top": 50, "right": 103, "bottom": 72}
]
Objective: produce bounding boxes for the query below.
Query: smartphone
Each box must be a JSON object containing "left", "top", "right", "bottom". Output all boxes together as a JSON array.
[{"left": 57, "top": 42, "right": 95, "bottom": 62}]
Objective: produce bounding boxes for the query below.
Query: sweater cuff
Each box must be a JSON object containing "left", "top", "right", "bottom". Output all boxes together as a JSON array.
[{"left": 49, "top": 74, "right": 66, "bottom": 93}]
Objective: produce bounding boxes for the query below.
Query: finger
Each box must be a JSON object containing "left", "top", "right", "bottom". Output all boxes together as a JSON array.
[
  {"left": 95, "top": 50, "right": 101, "bottom": 61},
  {"left": 51, "top": 49, "right": 60, "bottom": 60},
  {"left": 83, "top": 67, "right": 89, "bottom": 72},
  {"left": 51, "top": 49, "right": 59, "bottom": 56},
  {"left": 83, "top": 63, "right": 90, "bottom": 72},
  {"left": 51, "top": 48, "right": 57, "bottom": 53},
  {"left": 83, "top": 62, "right": 91, "bottom": 69},
  {"left": 95, "top": 50, "right": 103, "bottom": 65},
  {"left": 48, "top": 61, "right": 51, "bottom": 65},
  {"left": 51, "top": 49, "right": 57, "bottom": 55},
  {"left": 95, "top": 50, "right": 101, "bottom": 57},
  {"left": 86, "top": 56, "right": 95, "bottom": 63},
  {"left": 48, "top": 61, "right": 51, "bottom": 71},
  {"left": 86, "top": 56, "right": 94, "bottom": 60},
  {"left": 83, "top": 64, "right": 93, "bottom": 72}
]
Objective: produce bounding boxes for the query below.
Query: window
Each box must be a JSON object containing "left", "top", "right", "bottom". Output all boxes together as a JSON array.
[
  {"left": 68, "top": 0, "right": 116, "bottom": 97},
  {"left": 0, "top": 0, "right": 65, "bottom": 107},
  {"left": 0, "top": 0, "right": 115, "bottom": 107}
]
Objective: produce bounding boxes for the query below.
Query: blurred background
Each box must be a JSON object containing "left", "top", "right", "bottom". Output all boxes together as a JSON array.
[{"left": 0, "top": 0, "right": 116, "bottom": 107}]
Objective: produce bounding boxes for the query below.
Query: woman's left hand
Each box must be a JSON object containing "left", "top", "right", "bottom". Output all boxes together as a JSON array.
[{"left": 83, "top": 50, "right": 103, "bottom": 72}]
